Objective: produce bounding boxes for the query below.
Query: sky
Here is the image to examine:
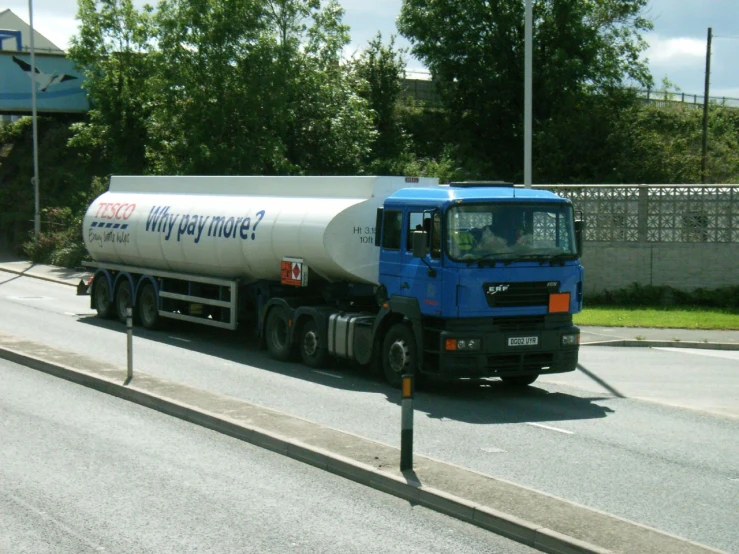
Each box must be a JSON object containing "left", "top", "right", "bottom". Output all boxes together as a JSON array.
[{"left": 4, "top": 0, "right": 739, "bottom": 99}]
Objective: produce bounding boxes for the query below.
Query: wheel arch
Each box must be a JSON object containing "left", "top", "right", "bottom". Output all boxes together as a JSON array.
[{"left": 372, "top": 296, "right": 424, "bottom": 371}]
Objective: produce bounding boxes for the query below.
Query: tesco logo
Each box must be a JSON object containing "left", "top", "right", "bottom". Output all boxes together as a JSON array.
[{"left": 95, "top": 202, "right": 136, "bottom": 220}]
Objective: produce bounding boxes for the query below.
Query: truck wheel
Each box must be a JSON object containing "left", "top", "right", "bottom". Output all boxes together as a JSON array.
[
  {"left": 115, "top": 280, "right": 134, "bottom": 323},
  {"left": 266, "top": 306, "right": 294, "bottom": 362},
  {"left": 92, "top": 276, "right": 114, "bottom": 319},
  {"left": 299, "top": 319, "right": 330, "bottom": 369},
  {"left": 382, "top": 323, "right": 417, "bottom": 388},
  {"left": 501, "top": 375, "right": 539, "bottom": 387},
  {"left": 138, "top": 283, "right": 160, "bottom": 330}
]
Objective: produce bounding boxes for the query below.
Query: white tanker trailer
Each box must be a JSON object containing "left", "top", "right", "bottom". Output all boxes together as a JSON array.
[{"left": 82, "top": 175, "right": 585, "bottom": 387}]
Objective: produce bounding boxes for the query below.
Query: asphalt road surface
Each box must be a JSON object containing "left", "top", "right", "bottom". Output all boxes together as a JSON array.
[
  {"left": 1, "top": 270, "right": 738, "bottom": 553},
  {"left": 0, "top": 358, "right": 536, "bottom": 554}
]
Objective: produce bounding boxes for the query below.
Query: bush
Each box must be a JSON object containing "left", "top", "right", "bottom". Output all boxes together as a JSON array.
[
  {"left": 587, "top": 282, "right": 739, "bottom": 311},
  {"left": 21, "top": 206, "right": 86, "bottom": 267}
]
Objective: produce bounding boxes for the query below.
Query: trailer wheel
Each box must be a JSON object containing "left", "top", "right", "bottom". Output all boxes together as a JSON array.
[
  {"left": 266, "top": 306, "right": 294, "bottom": 362},
  {"left": 115, "top": 280, "right": 134, "bottom": 323},
  {"left": 501, "top": 375, "right": 539, "bottom": 387},
  {"left": 382, "top": 323, "right": 417, "bottom": 388},
  {"left": 299, "top": 319, "right": 330, "bottom": 369},
  {"left": 138, "top": 283, "right": 160, "bottom": 330},
  {"left": 92, "top": 275, "right": 115, "bottom": 319}
]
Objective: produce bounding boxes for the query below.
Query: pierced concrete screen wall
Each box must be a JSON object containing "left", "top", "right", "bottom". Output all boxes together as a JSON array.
[{"left": 536, "top": 185, "right": 739, "bottom": 293}]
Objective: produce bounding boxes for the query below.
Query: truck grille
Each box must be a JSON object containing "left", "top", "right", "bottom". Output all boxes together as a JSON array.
[{"left": 483, "top": 281, "right": 558, "bottom": 308}]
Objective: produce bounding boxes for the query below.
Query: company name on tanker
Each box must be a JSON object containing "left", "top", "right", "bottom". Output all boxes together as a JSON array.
[{"left": 146, "top": 206, "right": 266, "bottom": 243}]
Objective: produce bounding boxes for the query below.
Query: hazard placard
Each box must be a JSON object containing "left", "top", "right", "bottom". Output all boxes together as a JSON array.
[{"left": 281, "top": 257, "right": 308, "bottom": 287}]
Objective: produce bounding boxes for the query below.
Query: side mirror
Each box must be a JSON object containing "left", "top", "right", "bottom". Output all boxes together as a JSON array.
[
  {"left": 574, "top": 214, "right": 585, "bottom": 255},
  {"left": 412, "top": 230, "right": 428, "bottom": 258}
]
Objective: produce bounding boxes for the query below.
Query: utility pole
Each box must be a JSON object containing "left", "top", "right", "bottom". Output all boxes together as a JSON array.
[
  {"left": 28, "top": 0, "right": 41, "bottom": 242},
  {"left": 701, "top": 27, "right": 712, "bottom": 184},
  {"left": 524, "top": 0, "right": 532, "bottom": 188}
]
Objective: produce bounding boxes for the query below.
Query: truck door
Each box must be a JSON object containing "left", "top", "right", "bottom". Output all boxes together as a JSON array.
[
  {"left": 378, "top": 209, "right": 404, "bottom": 297},
  {"left": 403, "top": 210, "right": 443, "bottom": 316}
]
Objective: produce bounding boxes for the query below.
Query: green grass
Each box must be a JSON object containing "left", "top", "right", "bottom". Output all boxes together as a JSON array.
[{"left": 573, "top": 306, "right": 739, "bottom": 330}]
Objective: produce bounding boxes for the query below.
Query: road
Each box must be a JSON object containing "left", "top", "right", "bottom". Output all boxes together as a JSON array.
[
  {"left": 0, "top": 358, "right": 536, "bottom": 554},
  {"left": 1, "top": 270, "right": 738, "bottom": 553}
]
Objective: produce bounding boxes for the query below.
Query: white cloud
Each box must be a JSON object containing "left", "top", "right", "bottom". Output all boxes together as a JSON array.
[{"left": 644, "top": 33, "right": 705, "bottom": 66}]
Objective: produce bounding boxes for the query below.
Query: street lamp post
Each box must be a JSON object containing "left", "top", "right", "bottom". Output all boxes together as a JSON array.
[
  {"left": 524, "top": 0, "right": 532, "bottom": 188},
  {"left": 28, "top": 0, "right": 41, "bottom": 242}
]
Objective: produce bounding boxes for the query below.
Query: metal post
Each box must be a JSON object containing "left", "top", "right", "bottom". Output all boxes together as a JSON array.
[
  {"left": 28, "top": 0, "right": 41, "bottom": 242},
  {"left": 701, "top": 27, "right": 712, "bottom": 184},
  {"left": 126, "top": 306, "right": 133, "bottom": 381},
  {"left": 400, "top": 373, "right": 414, "bottom": 471},
  {"left": 523, "top": 0, "right": 533, "bottom": 188}
]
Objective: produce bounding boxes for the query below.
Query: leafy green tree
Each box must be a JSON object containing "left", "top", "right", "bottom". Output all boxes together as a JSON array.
[
  {"left": 398, "top": 0, "right": 654, "bottom": 181},
  {"left": 68, "top": 0, "right": 155, "bottom": 175},
  {"left": 146, "top": 0, "right": 373, "bottom": 175},
  {"left": 350, "top": 33, "right": 409, "bottom": 172}
]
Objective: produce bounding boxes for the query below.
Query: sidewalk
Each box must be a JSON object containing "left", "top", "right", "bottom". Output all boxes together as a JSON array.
[{"left": 1, "top": 259, "right": 737, "bottom": 350}]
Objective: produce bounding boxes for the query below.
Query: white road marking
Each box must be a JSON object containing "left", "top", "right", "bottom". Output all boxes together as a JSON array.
[
  {"left": 8, "top": 493, "right": 107, "bottom": 551},
  {"left": 313, "top": 370, "right": 343, "bottom": 379},
  {"left": 170, "top": 336, "right": 191, "bottom": 343},
  {"left": 525, "top": 422, "right": 574, "bottom": 435},
  {"left": 654, "top": 347, "right": 739, "bottom": 362},
  {"left": 482, "top": 447, "right": 506, "bottom": 453}
]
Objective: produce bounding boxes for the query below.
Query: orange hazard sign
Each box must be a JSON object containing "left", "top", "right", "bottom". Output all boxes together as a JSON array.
[{"left": 281, "top": 258, "right": 307, "bottom": 287}]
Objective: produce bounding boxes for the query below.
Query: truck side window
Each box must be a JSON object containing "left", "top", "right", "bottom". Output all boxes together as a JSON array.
[
  {"left": 382, "top": 210, "right": 402, "bottom": 250},
  {"left": 407, "top": 212, "right": 424, "bottom": 251}
]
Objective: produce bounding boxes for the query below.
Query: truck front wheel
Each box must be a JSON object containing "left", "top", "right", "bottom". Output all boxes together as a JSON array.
[
  {"left": 92, "top": 276, "right": 114, "bottom": 319},
  {"left": 266, "top": 306, "right": 294, "bottom": 362},
  {"left": 382, "top": 323, "right": 417, "bottom": 388}
]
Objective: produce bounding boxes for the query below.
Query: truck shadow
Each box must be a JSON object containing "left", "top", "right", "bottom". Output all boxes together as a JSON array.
[{"left": 78, "top": 315, "right": 614, "bottom": 425}]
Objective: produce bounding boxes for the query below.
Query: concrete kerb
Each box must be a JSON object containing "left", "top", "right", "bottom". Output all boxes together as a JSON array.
[
  {"left": 0, "top": 340, "right": 611, "bottom": 554},
  {"left": 583, "top": 339, "right": 739, "bottom": 350}
]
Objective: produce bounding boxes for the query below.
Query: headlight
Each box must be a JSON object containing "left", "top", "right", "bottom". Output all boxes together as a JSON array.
[
  {"left": 561, "top": 333, "right": 580, "bottom": 346},
  {"left": 445, "top": 338, "right": 482, "bottom": 351}
]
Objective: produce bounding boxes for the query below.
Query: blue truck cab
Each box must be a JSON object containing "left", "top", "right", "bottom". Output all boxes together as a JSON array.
[{"left": 376, "top": 182, "right": 584, "bottom": 386}]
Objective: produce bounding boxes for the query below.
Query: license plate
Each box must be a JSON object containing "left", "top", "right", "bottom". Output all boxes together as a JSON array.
[{"left": 508, "top": 336, "right": 538, "bottom": 346}]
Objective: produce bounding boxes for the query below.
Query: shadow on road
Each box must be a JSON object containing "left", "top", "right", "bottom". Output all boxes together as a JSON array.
[{"left": 76, "top": 315, "right": 615, "bottom": 426}]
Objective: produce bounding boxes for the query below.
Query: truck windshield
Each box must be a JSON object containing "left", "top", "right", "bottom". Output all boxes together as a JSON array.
[{"left": 445, "top": 202, "right": 577, "bottom": 263}]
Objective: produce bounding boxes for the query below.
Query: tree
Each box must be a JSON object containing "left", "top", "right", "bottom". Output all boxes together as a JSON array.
[
  {"left": 68, "top": 0, "right": 155, "bottom": 175},
  {"left": 350, "top": 33, "right": 409, "bottom": 173},
  {"left": 397, "top": 0, "right": 654, "bottom": 181}
]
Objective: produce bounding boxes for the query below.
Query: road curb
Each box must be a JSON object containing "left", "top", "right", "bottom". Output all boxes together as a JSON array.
[
  {"left": 582, "top": 339, "right": 739, "bottom": 351},
  {"left": 0, "top": 342, "right": 615, "bottom": 554}
]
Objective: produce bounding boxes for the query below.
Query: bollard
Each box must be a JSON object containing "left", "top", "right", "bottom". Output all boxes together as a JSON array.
[
  {"left": 400, "top": 373, "right": 414, "bottom": 471},
  {"left": 126, "top": 306, "right": 133, "bottom": 381}
]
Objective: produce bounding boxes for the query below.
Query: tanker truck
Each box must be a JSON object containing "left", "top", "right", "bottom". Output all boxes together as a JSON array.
[{"left": 80, "top": 175, "right": 584, "bottom": 388}]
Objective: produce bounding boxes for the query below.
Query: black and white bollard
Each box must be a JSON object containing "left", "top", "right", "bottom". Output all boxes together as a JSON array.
[
  {"left": 126, "top": 306, "right": 133, "bottom": 381},
  {"left": 400, "top": 373, "right": 414, "bottom": 471}
]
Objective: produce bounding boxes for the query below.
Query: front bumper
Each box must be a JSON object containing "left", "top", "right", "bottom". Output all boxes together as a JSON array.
[{"left": 433, "top": 325, "right": 580, "bottom": 378}]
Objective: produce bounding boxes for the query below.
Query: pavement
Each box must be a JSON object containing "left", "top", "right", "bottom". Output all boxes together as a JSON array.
[{"left": 0, "top": 258, "right": 735, "bottom": 554}]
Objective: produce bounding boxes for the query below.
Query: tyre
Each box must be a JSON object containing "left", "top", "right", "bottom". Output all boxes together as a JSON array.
[
  {"left": 265, "top": 306, "right": 294, "bottom": 362},
  {"left": 299, "top": 318, "right": 330, "bottom": 369},
  {"left": 115, "top": 279, "right": 134, "bottom": 323},
  {"left": 501, "top": 374, "right": 539, "bottom": 387},
  {"left": 92, "top": 275, "right": 114, "bottom": 319},
  {"left": 382, "top": 323, "right": 417, "bottom": 388},
  {"left": 138, "top": 282, "right": 160, "bottom": 330}
]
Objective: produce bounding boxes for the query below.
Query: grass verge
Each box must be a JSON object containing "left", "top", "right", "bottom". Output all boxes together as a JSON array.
[{"left": 573, "top": 306, "right": 739, "bottom": 330}]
